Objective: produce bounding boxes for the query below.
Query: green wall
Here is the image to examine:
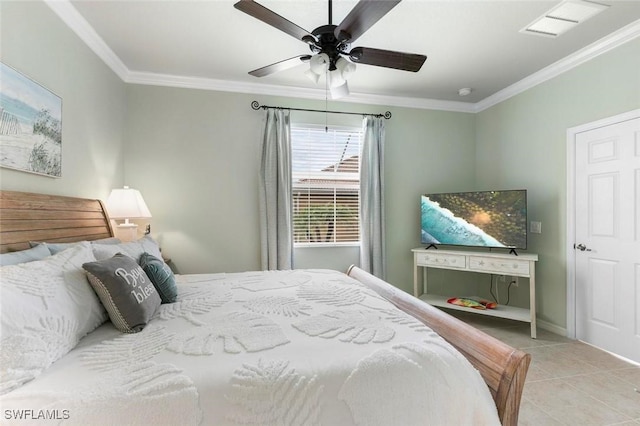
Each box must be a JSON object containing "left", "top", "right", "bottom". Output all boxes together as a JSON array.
[
  {"left": 123, "top": 86, "right": 477, "bottom": 289},
  {"left": 0, "top": 1, "right": 126, "bottom": 199},
  {"left": 475, "top": 38, "right": 640, "bottom": 328}
]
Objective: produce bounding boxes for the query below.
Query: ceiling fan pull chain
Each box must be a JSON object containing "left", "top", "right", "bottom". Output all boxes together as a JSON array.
[{"left": 325, "top": 68, "right": 329, "bottom": 132}]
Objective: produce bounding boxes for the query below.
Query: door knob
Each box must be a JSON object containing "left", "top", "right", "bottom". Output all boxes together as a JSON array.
[{"left": 574, "top": 243, "right": 591, "bottom": 252}]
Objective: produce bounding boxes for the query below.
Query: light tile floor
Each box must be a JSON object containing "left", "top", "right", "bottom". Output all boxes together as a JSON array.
[{"left": 442, "top": 309, "right": 640, "bottom": 426}]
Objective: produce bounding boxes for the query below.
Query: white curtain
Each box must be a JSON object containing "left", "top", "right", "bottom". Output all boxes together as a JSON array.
[
  {"left": 360, "top": 116, "right": 386, "bottom": 278},
  {"left": 259, "top": 109, "right": 293, "bottom": 270}
]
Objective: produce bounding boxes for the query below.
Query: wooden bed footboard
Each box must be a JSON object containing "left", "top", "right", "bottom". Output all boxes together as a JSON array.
[{"left": 347, "top": 265, "right": 530, "bottom": 426}]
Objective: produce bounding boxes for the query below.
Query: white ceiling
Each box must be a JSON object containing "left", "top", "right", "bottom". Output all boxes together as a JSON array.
[{"left": 56, "top": 0, "right": 640, "bottom": 111}]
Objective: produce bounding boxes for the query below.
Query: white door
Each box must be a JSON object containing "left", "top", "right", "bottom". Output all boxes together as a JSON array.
[{"left": 574, "top": 116, "right": 640, "bottom": 363}]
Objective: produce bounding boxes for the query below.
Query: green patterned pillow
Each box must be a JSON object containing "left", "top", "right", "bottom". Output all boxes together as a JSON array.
[
  {"left": 139, "top": 252, "right": 177, "bottom": 304},
  {"left": 83, "top": 253, "right": 161, "bottom": 333}
]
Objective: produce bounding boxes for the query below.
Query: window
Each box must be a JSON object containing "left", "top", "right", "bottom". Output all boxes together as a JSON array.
[{"left": 291, "top": 125, "right": 362, "bottom": 245}]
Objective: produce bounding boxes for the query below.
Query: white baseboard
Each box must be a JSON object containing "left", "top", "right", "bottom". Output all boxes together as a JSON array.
[{"left": 537, "top": 319, "right": 568, "bottom": 337}]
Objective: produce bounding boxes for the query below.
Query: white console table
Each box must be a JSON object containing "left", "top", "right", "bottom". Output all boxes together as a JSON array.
[{"left": 412, "top": 248, "right": 538, "bottom": 338}]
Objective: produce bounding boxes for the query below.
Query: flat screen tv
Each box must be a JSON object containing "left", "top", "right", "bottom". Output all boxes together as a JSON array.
[{"left": 421, "top": 189, "right": 527, "bottom": 250}]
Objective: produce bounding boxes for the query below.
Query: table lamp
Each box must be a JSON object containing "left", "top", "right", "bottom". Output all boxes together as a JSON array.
[{"left": 106, "top": 186, "right": 152, "bottom": 242}]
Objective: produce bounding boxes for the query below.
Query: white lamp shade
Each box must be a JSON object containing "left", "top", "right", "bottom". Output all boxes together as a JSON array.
[
  {"left": 328, "top": 69, "right": 345, "bottom": 88},
  {"left": 106, "top": 186, "right": 152, "bottom": 220},
  {"left": 336, "top": 57, "right": 356, "bottom": 79},
  {"left": 330, "top": 81, "right": 350, "bottom": 99},
  {"left": 309, "top": 53, "right": 329, "bottom": 74},
  {"left": 304, "top": 68, "right": 321, "bottom": 84}
]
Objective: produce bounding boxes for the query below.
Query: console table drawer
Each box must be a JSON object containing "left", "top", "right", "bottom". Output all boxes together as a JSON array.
[
  {"left": 468, "top": 256, "right": 530, "bottom": 275},
  {"left": 416, "top": 252, "right": 466, "bottom": 269}
]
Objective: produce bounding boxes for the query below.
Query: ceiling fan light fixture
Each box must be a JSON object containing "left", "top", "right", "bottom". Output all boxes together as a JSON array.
[
  {"left": 235, "top": 0, "right": 428, "bottom": 79},
  {"left": 336, "top": 57, "right": 356, "bottom": 80},
  {"left": 328, "top": 69, "right": 345, "bottom": 88},
  {"left": 309, "top": 53, "right": 330, "bottom": 74},
  {"left": 305, "top": 68, "right": 322, "bottom": 84},
  {"left": 330, "top": 81, "right": 350, "bottom": 99}
]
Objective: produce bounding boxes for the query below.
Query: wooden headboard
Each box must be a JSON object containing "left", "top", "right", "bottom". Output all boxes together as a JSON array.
[{"left": 0, "top": 190, "right": 114, "bottom": 253}]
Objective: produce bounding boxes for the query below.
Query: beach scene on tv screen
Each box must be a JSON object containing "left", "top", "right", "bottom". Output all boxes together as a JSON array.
[{"left": 421, "top": 191, "right": 527, "bottom": 249}]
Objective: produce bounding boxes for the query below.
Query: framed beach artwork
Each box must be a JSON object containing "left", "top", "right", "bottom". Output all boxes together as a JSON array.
[{"left": 0, "top": 62, "right": 62, "bottom": 177}]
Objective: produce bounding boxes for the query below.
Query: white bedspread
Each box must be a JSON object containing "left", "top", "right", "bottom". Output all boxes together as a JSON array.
[{"left": 1, "top": 269, "right": 500, "bottom": 425}]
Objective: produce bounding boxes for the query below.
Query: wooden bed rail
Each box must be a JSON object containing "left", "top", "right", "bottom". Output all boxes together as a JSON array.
[{"left": 346, "top": 265, "right": 530, "bottom": 426}]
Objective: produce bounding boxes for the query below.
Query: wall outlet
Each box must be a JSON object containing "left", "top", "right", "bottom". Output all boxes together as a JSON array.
[
  {"left": 512, "top": 277, "right": 519, "bottom": 287},
  {"left": 530, "top": 221, "right": 542, "bottom": 234}
]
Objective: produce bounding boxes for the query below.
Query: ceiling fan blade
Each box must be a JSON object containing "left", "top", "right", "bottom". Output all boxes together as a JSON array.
[
  {"left": 249, "top": 55, "right": 311, "bottom": 77},
  {"left": 334, "top": 0, "right": 401, "bottom": 43},
  {"left": 349, "top": 47, "right": 426, "bottom": 72},
  {"left": 234, "top": 0, "right": 313, "bottom": 42}
]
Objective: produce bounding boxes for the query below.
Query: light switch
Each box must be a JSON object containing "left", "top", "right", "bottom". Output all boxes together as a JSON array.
[{"left": 530, "top": 221, "right": 542, "bottom": 234}]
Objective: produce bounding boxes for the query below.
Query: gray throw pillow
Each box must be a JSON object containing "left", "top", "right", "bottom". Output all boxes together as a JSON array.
[
  {"left": 139, "top": 252, "right": 177, "bottom": 304},
  {"left": 83, "top": 253, "right": 161, "bottom": 333},
  {"left": 92, "top": 236, "right": 162, "bottom": 263},
  {"left": 0, "top": 244, "right": 51, "bottom": 266}
]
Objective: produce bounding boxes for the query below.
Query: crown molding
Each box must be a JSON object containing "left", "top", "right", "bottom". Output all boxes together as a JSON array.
[
  {"left": 45, "top": 0, "right": 129, "bottom": 81},
  {"left": 126, "top": 71, "right": 477, "bottom": 113},
  {"left": 474, "top": 19, "right": 640, "bottom": 113},
  {"left": 344, "top": 92, "right": 477, "bottom": 113},
  {"left": 47, "top": 0, "right": 638, "bottom": 115},
  {"left": 127, "top": 71, "right": 328, "bottom": 103}
]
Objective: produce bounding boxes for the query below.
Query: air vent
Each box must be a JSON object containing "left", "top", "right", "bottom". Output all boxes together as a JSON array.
[{"left": 521, "top": 0, "right": 609, "bottom": 38}]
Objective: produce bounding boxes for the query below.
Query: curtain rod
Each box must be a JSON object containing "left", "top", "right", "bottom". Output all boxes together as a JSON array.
[{"left": 251, "top": 101, "right": 392, "bottom": 119}]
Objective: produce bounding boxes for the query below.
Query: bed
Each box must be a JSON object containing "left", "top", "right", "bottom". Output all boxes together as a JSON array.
[{"left": 0, "top": 190, "right": 530, "bottom": 425}]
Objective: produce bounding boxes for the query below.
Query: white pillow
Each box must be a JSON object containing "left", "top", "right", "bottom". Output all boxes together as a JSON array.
[
  {"left": 29, "top": 237, "right": 122, "bottom": 255},
  {"left": 0, "top": 244, "right": 51, "bottom": 266},
  {"left": 0, "top": 242, "right": 107, "bottom": 395},
  {"left": 92, "top": 235, "right": 163, "bottom": 263}
]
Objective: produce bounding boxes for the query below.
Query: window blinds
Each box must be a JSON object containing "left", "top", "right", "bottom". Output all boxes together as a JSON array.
[{"left": 291, "top": 125, "right": 362, "bottom": 245}]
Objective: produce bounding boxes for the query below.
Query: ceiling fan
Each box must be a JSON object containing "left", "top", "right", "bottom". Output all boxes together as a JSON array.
[{"left": 234, "top": 0, "right": 427, "bottom": 97}]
